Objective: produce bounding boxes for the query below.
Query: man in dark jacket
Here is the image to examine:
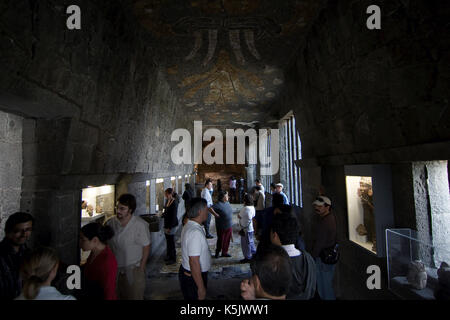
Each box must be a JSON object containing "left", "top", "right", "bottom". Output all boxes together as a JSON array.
[
  {"left": 271, "top": 211, "right": 316, "bottom": 300},
  {"left": 0, "top": 212, "right": 34, "bottom": 299},
  {"left": 212, "top": 191, "right": 234, "bottom": 258},
  {"left": 311, "top": 196, "right": 337, "bottom": 300}
]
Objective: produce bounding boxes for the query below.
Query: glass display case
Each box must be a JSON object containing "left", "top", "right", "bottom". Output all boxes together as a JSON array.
[
  {"left": 345, "top": 165, "right": 394, "bottom": 256},
  {"left": 386, "top": 228, "right": 450, "bottom": 300}
]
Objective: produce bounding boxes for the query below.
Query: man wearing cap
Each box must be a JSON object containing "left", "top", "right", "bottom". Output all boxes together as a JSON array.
[
  {"left": 275, "top": 183, "right": 290, "bottom": 205},
  {"left": 311, "top": 195, "right": 337, "bottom": 300}
]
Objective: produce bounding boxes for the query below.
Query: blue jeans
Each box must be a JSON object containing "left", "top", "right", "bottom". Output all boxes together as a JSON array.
[{"left": 315, "top": 257, "right": 336, "bottom": 300}]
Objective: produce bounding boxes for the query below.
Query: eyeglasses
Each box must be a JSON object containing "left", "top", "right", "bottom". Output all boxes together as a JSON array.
[{"left": 13, "top": 227, "right": 33, "bottom": 234}]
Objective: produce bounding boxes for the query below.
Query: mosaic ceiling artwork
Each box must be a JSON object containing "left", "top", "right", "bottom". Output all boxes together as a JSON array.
[{"left": 133, "top": 0, "right": 325, "bottom": 126}]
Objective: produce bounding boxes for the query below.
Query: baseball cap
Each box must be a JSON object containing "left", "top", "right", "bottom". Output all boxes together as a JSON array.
[
  {"left": 275, "top": 183, "right": 283, "bottom": 188},
  {"left": 312, "top": 196, "right": 331, "bottom": 206}
]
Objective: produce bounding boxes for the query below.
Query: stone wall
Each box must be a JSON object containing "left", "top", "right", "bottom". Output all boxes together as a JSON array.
[
  {"left": 0, "top": 111, "right": 23, "bottom": 240},
  {"left": 273, "top": 0, "right": 450, "bottom": 299},
  {"left": 0, "top": 0, "right": 194, "bottom": 263}
]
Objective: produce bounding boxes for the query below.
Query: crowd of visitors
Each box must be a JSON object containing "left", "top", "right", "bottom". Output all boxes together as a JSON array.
[{"left": 0, "top": 177, "right": 338, "bottom": 301}]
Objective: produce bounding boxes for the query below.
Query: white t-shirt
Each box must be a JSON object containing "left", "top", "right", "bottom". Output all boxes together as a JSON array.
[
  {"left": 181, "top": 219, "right": 211, "bottom": 272},
  {"left": 201, "top": 188, "right": 213, "bottom": 208},
  {"left": 107, "top": 215, "right": 151, "bottom": 268},
  {"left": 230, "top": 180, "right": 236, "bottom": 188},
  {"left": 15, "top": 286, "right": 76, "bottom": 300},
  {"left": 239, "top": 206, "right": 256, "bottom": 233}
]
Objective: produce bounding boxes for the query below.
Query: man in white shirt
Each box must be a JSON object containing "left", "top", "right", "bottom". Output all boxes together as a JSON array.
[
  {"left": 179, "top": 198, "right": 212, "bottom": 300},
  {"left": 107, "top": 193, "right": 151, "bottom": 300},
  {"left": 200, "top": 180, "right": 219, "bottom": 239}
]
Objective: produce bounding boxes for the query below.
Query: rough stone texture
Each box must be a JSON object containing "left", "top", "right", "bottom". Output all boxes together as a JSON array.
[
  {"left": 0, "top": 110, "right": 23, "bottom": 240},
  {"left": 277, "top": 0, "right": 450, "bottom": 162},
  {"left": 270, "top": 0, "right": 450, "bottom": 299},
  {"left": 413, "top": 161, "right": 450, "bottom": 265},
  {"left": 0, "top": 0, "right": 193, "bottom": 263}
]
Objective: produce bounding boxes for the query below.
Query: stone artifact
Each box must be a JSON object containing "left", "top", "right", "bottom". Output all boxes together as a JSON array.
[
  {"left": 435, "top": 262, "right": 450, "bottom": 300},
  {"left": 356, "top": 224, "right": 367, "bottom": 235},
  {"left": 407, "top": 260, "right": 427, "bottom": 290},
  {"left": 81, "top": 200, "right": 87, "bottom": 209},
  {"left": 96, "top": 205, "right": 102, "bottom": 213},
  {"left": 87, "top": 204, "right": 94, "bottom": 217}
]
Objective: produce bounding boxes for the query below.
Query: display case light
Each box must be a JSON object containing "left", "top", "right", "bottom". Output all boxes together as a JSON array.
[
  {"left": 146, "top": 180, "right": 150, "bottom": 186},
  {"left": 171, "top": 176, "right": 176, "bottom": 181},
  {"left": 156, "top": 178, "right": 164, "bottom": 183}
]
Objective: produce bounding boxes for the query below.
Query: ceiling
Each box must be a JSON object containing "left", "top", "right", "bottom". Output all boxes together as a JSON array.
[{"left": 132, "top": 0, "right": 325, "bottom": 128}]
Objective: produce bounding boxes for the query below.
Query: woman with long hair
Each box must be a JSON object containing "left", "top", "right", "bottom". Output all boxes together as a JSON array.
[
  {"left": 238, "top": 193, "right": 257, "bottom": 263},
  {"left": 79, "top": 222, "right": 117, "bottom": 300},
  {"left": 16, "top": 247, "right": 75, "bottom": 300},
  {"left": 163, "top": 188, "right": 179, "bottom": 265}
]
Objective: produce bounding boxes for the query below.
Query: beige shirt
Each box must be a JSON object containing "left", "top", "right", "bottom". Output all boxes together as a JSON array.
[
  {"left": 255, "top": 190, "right": 265, "bottom": 210},
  {"left": 107, "top": 215, "right": 151, "bottom": 269}
]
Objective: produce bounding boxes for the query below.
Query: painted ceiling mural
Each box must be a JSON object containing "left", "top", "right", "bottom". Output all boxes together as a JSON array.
[{"left": 133, "top": 0, "right": 324, "bottom": 125}]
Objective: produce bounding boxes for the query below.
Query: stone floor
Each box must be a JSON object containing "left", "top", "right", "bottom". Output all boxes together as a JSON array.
[{"left": 144, "top": 204, "right": 254, "bottom": 300}]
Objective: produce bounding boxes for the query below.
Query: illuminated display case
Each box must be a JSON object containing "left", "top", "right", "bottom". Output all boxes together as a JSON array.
[
  {"left": 386, "top": 228, "right": 450, "bottom": 300},
  {"left": 345, "top": 165, "right": 395, "bottom": 256},
  {"left": 80, "top": 185, "right": 115, "bottom": 264}
]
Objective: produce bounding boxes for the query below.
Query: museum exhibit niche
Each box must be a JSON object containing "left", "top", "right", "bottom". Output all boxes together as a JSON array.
[{"left": 345, "top": 165, "right": 395, "bottom": 257}]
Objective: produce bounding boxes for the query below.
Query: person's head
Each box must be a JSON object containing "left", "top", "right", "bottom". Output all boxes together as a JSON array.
[
  {"left": 5, "top": 212, "right": 34, "bottom": 246},
  {"left": 270, "top": 212, "right": 299, "bottom": 246},
  {"left": 165, "top": 188, "right": 174, "bottom": 199},
  {"left": 218, "top": 191, "right": 229, "bottom": 203},
  {"left": 205, "top": 180, "right": 212, "bottom": 190},
  {"left": 116, "top": 194, "right": 136, "bottom": 220},
  {"left": 270, "top": 183, "right": 276, "bottom": 192},
  {"left": 187, "top": 198, "right": 208, "bottom": 223},
  {"left": 250, "top": 244, "right": 292, "bottom": 299},
  {"left": 185, "top": 183, "right": 193, "bottom": 192},
  {"left": 243, "top": 193, "right": 254, "bottom": 207},
  {"left": 254, "top": 185, "right": 262, "bottom": 192},
  {"left": 255, "top": 179, "right": 261, "bottom": 186},
  {"left": 312, "top": 196, "right": 332, "bottom": 217},
  {"left": 275, "top": 183, "right": 283, "bottom": 193},
  {"left": 20, "top": 247, "right": 59, "bottom": 300},
  {"left": 80, "top": 222, "right": 114, "bottom": 251},
  {"left": 272, "top": 193, "right": 284, "bottom": 209}
]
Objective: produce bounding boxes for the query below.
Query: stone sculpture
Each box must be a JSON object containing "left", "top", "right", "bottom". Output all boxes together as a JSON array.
[
  {"left": 356, "top": 224, "right": 367, "bottom": 236},
  {"left": 87, "top": 204, "right": 94, "bottom": 217},
  {"left": 407, "top": 260, "right": 427, "bottom": 290},
  {"left": 435, "top": 262, "right": 450, "bottom": 300}
]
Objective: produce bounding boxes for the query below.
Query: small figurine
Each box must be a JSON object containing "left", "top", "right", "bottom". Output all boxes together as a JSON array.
[
  {"left": 435, "top": 262, "right": 450, "bottom": 299},
  {"left": 87, "top": 204, "right": 94, "bottom": 217},
  {"left": 356, "top": 224, "right": 368, "bottom": 236},
  {"left": 407, "top": 260, "right": 427, "bottom": 290}
]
